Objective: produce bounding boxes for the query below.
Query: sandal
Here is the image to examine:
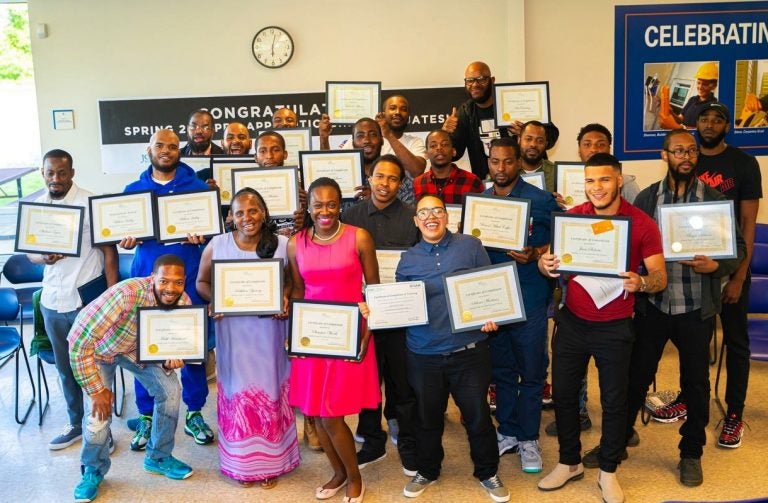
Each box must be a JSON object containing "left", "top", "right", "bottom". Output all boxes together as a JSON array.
[
  {"left": 260, "top": 478, "right": 278, "bottom": 490},
  {"left": 315, "top": 479, "right": 347, "bottom": 500}
]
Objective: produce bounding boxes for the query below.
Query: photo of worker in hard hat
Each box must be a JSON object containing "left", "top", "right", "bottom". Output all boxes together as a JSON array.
[
  {"left": 734, "top": 59, "right": 768, "bottom": 129},
  {"left": 644, "top": 61, "right": 720, "bottom": 131}
]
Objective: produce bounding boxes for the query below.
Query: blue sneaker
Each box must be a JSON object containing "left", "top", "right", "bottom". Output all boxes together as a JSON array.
[
  {"left": 74, "top": 469, "right": 103, "bottom": 502},
  {"left": 143, "top": 456, "right": 194, "bottom": 480},
  {"left": 184, "top": 411, "right": 214, "bottom": 445},
  {"left": 130, "top": 415, "right": 152, "bottom": 451}
]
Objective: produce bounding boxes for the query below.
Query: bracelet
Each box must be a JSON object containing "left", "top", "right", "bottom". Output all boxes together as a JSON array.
[{"left": 639, "top": 275, "right": 647, "bottom": 292}]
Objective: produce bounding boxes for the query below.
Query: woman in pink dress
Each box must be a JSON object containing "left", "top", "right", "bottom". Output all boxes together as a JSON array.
[{"left": 287, "top": 177, "right": 380, "bottom": 503}]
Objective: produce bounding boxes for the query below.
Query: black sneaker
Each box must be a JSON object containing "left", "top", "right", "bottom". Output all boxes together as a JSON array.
[
  {"left": 543, "top": 411, "right": 592, "bottom": 436},
  {"left": 357, "top": 449, "right": 386, "bottom": 469},
  {"left": 678, "top": 457, "right": 703, "bottom": 487},
  {"left": 582, "top": 445, "right": 628, "bottom": 469}
]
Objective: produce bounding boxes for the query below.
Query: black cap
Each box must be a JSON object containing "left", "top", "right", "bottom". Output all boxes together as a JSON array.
[{"left": 697, "top": 102, "right": 730, "bottom": 122}]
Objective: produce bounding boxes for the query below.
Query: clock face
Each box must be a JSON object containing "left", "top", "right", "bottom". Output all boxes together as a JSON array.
[{"left": 252, "top": 26, "right": 294, "bottom": 69}]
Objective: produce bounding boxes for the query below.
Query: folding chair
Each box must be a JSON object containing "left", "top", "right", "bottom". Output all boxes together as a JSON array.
[{"left": 0, "top": 287, "right": 36, "bottom": 424}]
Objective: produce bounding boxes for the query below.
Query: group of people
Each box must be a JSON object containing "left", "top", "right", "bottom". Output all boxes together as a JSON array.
[{"left": 29, "top": 60, "right": 761, "bottom": 503}]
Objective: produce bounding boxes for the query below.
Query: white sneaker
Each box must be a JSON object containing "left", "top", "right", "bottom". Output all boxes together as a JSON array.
[
  {"left": 519, "top": 440, "right": 543, "bottom": 473},
  {"left": 497, "top": 432, "right": 518, "bottom": 456}
]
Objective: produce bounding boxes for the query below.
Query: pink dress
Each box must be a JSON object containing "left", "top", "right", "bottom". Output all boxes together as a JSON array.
[{"left": 289, "top": 224, "right": 381, "bottom": 417}]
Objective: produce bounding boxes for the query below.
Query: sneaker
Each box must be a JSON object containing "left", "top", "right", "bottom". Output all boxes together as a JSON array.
[
  {"left": 497, "top": 432, "right": 519, "bottom": 456},
  {"left": 403, "top": 473, "right": 435, "bottom": 498},
  {"left": 387, "top": 418, "right": 399, "bottom": 446},
  {"left": 353, "top": 431, "right": 365, "bottom": 443},
  {"left": 543, "top": 411, "right": 592, "bottom": 437},
  {"left": 480, "top": 474, "right": 510, "bottom": 502},
  {"left": 518, "top": 440, "right": 543, "bottom": 473},
  {"left": 650, "top": 399, "right": 687, "bottom": 423},
  {"left": 144, "top": 455, "right": 194, "bottom": 480},
  {"left": 718, "top": 413, "right": 746, "bottom": 448},
  {"left": 49, "top": 424, "right": 82, "bottom": 450},
  {"left": 678, "top": 457, "right": 703, "bottom": 487},
  {"left": 541, "top": 381, "right": 553, "bottom": 407},
  {"left": 626, "top": 428, "right": 640, "bottom": 448},
  {"left": 126, "top": 417, "right": 141, "bottom": 431},
  {"left": 582, "top": 445, "right": 628, "bottom": 469},
  {"left": 184, "top": 411, "right": 214, "bottom": 445},
  {"left": 357, "top": 449, "right": 386, "bottom": 469},
  {"left": 489, "top": 384, "right": 497, "bottom": 412},
  {"left": 73, "top": 468, "right": 103, "bottom": 502},
  {"left": 130, "top": 414, "right": 152, "bottom": 451}
]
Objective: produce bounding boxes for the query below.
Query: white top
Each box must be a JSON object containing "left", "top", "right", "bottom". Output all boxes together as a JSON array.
[{"left": 37, "top": 182, "right": 105, "bottom": 312}]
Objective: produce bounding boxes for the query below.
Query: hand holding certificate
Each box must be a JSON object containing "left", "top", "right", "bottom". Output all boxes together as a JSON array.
[
  {"left": 156, "top": 189, "right": 223, "bottom": 243},
  {"left": 211, "top": 259, "right": 284, "bottom": 315},
  {"left": 287, "top": 300, "right": 362, "bottom": 359},
  {"left": 326, "top": 81, "right": 381, "bottom": 124},
  {"left": 493, "top": 81, "right": 551, "bottom": 127},
  {"left": 460, "top": 194, "right": 530, "bottom": 251},
  {"left": 137, "top": 306, "right": 208, "bottom": 363},
  {"left": 89, "top": 191, "right": 156, "bottom": 245},
  {"left": 15, "top": 202, "right": 84, "bottom": 257},
  {"left": 550, "top": 213, "right": 631, "bottom": 277},
  {"left": 657, "top": 201, "right": 737, "bottom": 261}
]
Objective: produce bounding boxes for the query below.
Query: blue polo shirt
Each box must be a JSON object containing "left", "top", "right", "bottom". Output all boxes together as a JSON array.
[
  {"left": 396, "top": 231, "right": 491, "bottom": 355},
  {"left": 484, "top": 179, "right": 559, "bottom": 312}
]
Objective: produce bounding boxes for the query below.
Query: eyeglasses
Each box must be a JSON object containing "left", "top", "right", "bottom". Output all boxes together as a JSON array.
[
  {"left": 416, "top": 207, "right": 447, "bottom": 220},
  {"left": 464, "top": 76, "right": 490, "bottom": 86},
  {"left": 665, "top": 147, "right": 699, "bottom": 159},
  {"left": 188, "top": 124, "right": 212, "bottom": 132}
]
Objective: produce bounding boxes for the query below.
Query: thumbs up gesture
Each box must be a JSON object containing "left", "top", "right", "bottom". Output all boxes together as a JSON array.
[{"left": 442, "top": 107, "right": 459, "bottom": 133}]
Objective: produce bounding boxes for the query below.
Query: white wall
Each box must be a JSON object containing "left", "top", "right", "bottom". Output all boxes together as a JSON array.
[{"left": 27, "top": 0, "right": 525, "bottom": 193}]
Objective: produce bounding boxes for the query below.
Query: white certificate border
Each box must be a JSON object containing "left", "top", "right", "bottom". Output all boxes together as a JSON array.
[
  {"left": 211, "top": 258, "right": 284, "bottom": 316},
  {"left": 550, "top": 212, "right": 632, "bottom": 277},
  {"left": 180, "top": 155, "right": 212, "bottom": 173},
  {"left": 155, "top": 188, "right": 224, "bottom": 243},
  {"left": 88, "top": 191, "right": 156, "bottom": 245},
  {"left": 230, "top": 166, "right": 300, "bottom": 218},
  {"left": 14, "top": 201, "right": 84, "bottom": 257},
  {"left": 460, "top": 193, "right": 530, "bottom": 251},
  {"left": 325, "top": 81, "right": 382, "bottom": 124},
  {"left": 136, "top": 305, "right": 208, "bottom": 363},
  {"left": 365, "top": 281, "right": 429, "bottom": 330},
  {"left": 298, "top": 149, "right": 364, "bottom": 200},
  {"left": 658, "top": 200, "right": 737, "bottom": 261},
  {"left": 493, "top": 81, "right": 551, "bottom": 127},
  {"left": 287, "top": 300, "right": 361, "bottom": 360},
  {"left": 211, "top": 157, "right": 258, "bottom": 204},
  {"left": 554, "top": 162, "right": 587, "bottom": 209}
]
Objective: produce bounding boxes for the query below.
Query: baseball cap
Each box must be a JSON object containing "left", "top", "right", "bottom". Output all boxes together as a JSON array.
[{"left": 697, "top": 102, "right": 730, "bottom": 122}]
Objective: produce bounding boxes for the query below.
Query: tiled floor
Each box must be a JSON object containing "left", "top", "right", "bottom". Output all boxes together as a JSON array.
[{"left": 1, "top": 327, "right": 768, "bottom": 503}]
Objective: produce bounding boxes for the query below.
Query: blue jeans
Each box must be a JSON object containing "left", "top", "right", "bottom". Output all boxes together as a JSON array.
[
  {"left": 134, "top": 361, "right": 207, "bottom": 415},
  {"left": 40, "top": 305, "right": 83, "bottom": 426},
  {"left": 81, "top": 356, "right": 180, "bottom": 476}
]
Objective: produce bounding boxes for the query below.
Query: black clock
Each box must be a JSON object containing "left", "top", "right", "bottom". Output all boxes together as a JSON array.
[{"left": 252, "top": 26, "right": 294, "bottom": 69}]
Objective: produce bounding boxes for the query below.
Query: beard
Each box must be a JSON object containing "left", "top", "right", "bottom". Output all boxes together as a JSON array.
[
  {"left": 153, "top": 286, "right": 182, "bottom": 308},
  {"left": 388, "top": 119, "right": 407, "bottom": 134},
  {"left": 697, "top": 129, "right": 726, "bottom": 149},
  {"left": 590, "top": 186, "right": 620, "bottom": 210},
  {"left": 189, "top": 138, "right": 211, "bottom": 154},
  {"left": 469, "top": 84, "right": 493, "bottom": 104},
  {"left": 493, "top": 172, "right": 517, "bottom": 188},
  {"left": 521, "top": 149, "right": 545, "bottom": 166},
  {"left": 150, "top": 152, "right": 179, "bottom": 173}
]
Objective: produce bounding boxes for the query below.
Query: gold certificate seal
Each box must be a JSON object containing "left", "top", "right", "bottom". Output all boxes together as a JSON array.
[
  {"left": 26, "top": 234, "right": 36, "bottom": 244},
  {"left": 224, "top": 297, "right": 235, "bottom": 307},
  {"left": 148, "top": 344, "right": 159, "bottom": 354},
  {"left": 166, "top": 224, "right": 176, "bottom": 234},
  {"left": 333, "top": 109, "right": 342, "bottom": 119},
  {"left": 471, "top": 228, "right": 481, "bottom": 237},
  {"left": 221, "top": 190, "right": 230, "bottom": 200},
  {"left": 461, "top": 311, "right": 473, "bottom": 322},
  {"left": 561, "top": 253, "right": 573, "bottom": 264},
  {"left": 564, "top": 196, "right": 573, "bottom": 205},
  {"left": 502, "top": 112, "right": 511, "bottom": 121},
  {"left": 101, "top": 228, "right": 111, "bottom": 238},
  {"left": 300, "top": 337, "right": 311, "bottom": 347},
  {"left": 671, "top": 242, "right": 683, "bottom": 253}
]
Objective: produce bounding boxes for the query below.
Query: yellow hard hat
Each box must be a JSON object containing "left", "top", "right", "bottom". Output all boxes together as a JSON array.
[{"left": 695, "top": 62, "right": 718, "bottom": 81}]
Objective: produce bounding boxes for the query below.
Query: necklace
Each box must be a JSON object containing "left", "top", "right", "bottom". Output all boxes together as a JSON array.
[{"left": 313, "top": 222, "right": 342, "bottom": 241}]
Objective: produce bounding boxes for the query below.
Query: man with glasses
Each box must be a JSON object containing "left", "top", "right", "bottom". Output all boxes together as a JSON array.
[
  {"left": 396, "top": 194, "right": 510, "bottom": 502},
  {"left": 181, "top": 109, "right": 223, "bottom": 156},
  {"left": 414, "top": 130, "right": 484, "bottom": 204}
]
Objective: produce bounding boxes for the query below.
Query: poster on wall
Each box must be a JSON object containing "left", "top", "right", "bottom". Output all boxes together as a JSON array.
[
  {"left": 614, "top": 1, "right": 768, "bottom": 160},
  {"left": 98, "top": 86, "right": 465, "bottom": 174}
]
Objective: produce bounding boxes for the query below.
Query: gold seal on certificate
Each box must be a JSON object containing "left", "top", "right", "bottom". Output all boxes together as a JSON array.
[
  {"left": 231, "top": 167, "right": 300, "bottom": 219},
  {"left": 299, "top": 150, "right": 365, "bottom": 200},
  {"left": 15, "top": 201, "right": 85, "bottom": 257},
  {"left": 461, "top": 194, "right": 530, "bottom": 251},
  {"left": 325, "top": 81, "right": 381, "bottom": 124},
  {"left": 155, "top": 189, "right": 224, "bottom": 243},
  {"left": 657, "top": 200, "right": 737, "bottom": 261},
  {"left": 551, "top": 213, "right": 631, "bottom": 277},
  {"left": 375, "top": 248, "right": 406, "bottom": 284},
  {"left": 443, "top": 263, "right": 527, "bottom": 333},
  {"left": 366, "top": 281, "right": 428, "bottom": 330},
  {"left": 493, "top": 81, "right": 550, "bottom": 127},
  {"left": 287, "top": 301, "right": 362, "bottom": 360},
  {"left": 555, "top": 162, "right": 587, "bottom": 209},
  {"left": 212, "top": 156, "right": 257, "bottom": 204},
  {"left": 211, "top": 259, "right": 284, "bottom": 316},
  {"left": 137, "top": 306, "right": 208, "bottom": 363}
]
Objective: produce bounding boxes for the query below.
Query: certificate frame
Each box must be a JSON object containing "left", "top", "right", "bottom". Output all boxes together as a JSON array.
[
  {"left": 155, "top": 188, "right": 223, "bottom": 243},
  {"left": 460, "top": 193, "right": 530, "bottom": 251},
  {"left": 325, "top": 81, "right": 381, "bottom": 124},
  {"left": 657, "top": 200, "right": 737, "bottom": 261},
  {"left": 443, "top": 262, "right": 527, "bottom": 333},
  {"left": 550, "top": 212, "right": 632, "bottom": 277},
  {"left": 230, "top": 166, "right": 300, "bottom": 218},
  {"left": 88, "top": 191, "right": 157, "bottom": 245},
  {"left": 180, "top": 155, "right": 212, "bottom": 173},
  {"left": 211, "top": 156, "right": 257, "bottom": 204},
  {"left": 375, "top": 247, "right": 407, "bottom": 284},
  {"left": 521, "top": 172, "right": 546, "bottom": 190},
  {"left": 555, "top": 162, "right": 587, "bottom": 209},
  {"left": 446, "top": 204, "right": 463, "bottom": 233},
  {"left": 266, "top": 127, "right": 311, "bottom": 166},
  {"left": 136, "top": 305, "right": 208, "bottom": 364},
  {"left": 299, "top": 149, "right": 365, "bottom": 201},
  {"left": 211, "top": 259, "right": 284, "bottom": 316},
  {"left": 287, "top": 300, "right": 362, "bottom": 360},
  {"left": 15, "top": 201, "right": 84, "bottom": 257},
  {"left": 366, "top": 281, "right": 428, "bottom": 330},
  {"left": 493, "top": 81, "right": 551, "bottom": 127}
]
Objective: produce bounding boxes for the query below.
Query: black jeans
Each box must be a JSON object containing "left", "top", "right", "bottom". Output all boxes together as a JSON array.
[
  {"left": 721, "top": 273, "right": 751, "bottom": 417},
  {"left": 357, "top": 329, "right": 417, "bottom": 467},
  {"left": 627, "top": 301, "right": 713, "bottom": 459},
  {"left": 406, "top": 341, "right": 498, "bottom": 481},
  {"left": 552, "top": 307, "right": 634, "bottom": 472}
]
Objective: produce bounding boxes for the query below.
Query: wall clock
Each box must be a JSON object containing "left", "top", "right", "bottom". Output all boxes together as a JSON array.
[{"left": 252, "top": 26, "right": 294, "bottom": 69}]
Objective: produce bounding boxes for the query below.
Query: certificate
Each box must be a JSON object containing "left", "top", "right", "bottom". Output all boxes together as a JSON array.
[
  {"left": 269, "top": 127, "right": 311, "bottom": 167},
  {"left": 551, "top": 213, "right": 632, "bottom": 277},
  {"left": 366, "top": 281, "right": 428, "bottom": 330},
  {"left": 211, "top": 259, "right": 283, "bottom": 315},
  {"left": 156, "top": 189, "right": 223, "bottom": 243},
  {"left": 326, "top": 81, "right": 381, "bottom": 124},
  {"left": 15, "top": 202, "right": 84, "bottom": 257},
  {"left": 461, "top": 194, "right": 530, "bottom": 251},
  {"left": 299, "top": 150, "right": 364, "bottom": 200},
  {"left": 212, "top": 156, "right": 257, "bottom": 203},
  {"left": 376, "top": 248, "right": 407, "bottom": 284},
  {"left": 231, "top": 167, "right": 300, "bottom": 218},
  {"left": 180, "top": 155, "right": 211, "bottom": 173},
  {"left": 443, "top": 262, "right": 526, "bottom": 333},
  {"left": 657, "top": 201, "right": 737, "bottom": 261},
  {"left": 555, "top": 162, "right": 587, "bottom": 209},
  {"left": 89, "top": 191, "right": 156, "bottom": 245},
  {"left": 446, "top": 204, "right": 463, "bottom": 233},
  {"left": 287, "top": 300, "right": 361, "bottom": 359},
  {"left": 137, "top": 306, "right": 207, "bottom": 363},
  {"left": 521, "top": 172, "right": 546, "bottom": 190},
  {"left": 494, "top": 81, "right": 550, "bottom": 127}
]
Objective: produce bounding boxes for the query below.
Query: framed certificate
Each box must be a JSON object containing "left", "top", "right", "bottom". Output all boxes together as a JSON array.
[
  {"left": 299, "top": 150, "right": 365, "bottom": 200},
  {"left": 657, "top": 200, "right": 737, "bottom": 261},
  {"left": 211, "top": 259, "right": 283, "bottom": 315},
  {"left": 180, "top": 155, "right": 212, "bottom": 173},
  {"left": 326, "top": 81, "right": 381, "bottom": 124},
  {"left": 268, "top": 127, "right": 311, "bottom": 167},
  {"left": 446, "top": 204, "right": 463, "bottom": 233},
  {"left": 89, "top": 191, "right": 156, "bottom": 245},
  {"left": 493, "top": 81, "right": 551, "bottom": 127},
  {"left": 376, "top": 248, "right": 407, "bottom": 284},
  {"left": 521, "top": 172, "right": 546, "bottom": 190},
  {"left": 461, "top": 193, "right": 530, "bottom": 251},
  {"left": 156, "top": 189, "right": 223, "bottom": 243},
  {"left": 287, "top": 300, "right": 362, "bottom": 360},
  {"left": 211, "top": 156, "right": 257, "bottom": 203},
  {"left": 443, "top": 262, "right": 527, "bottom": 333},
  {"left": 551, "top": 213, "right": 632, "bottom": 277},
  {"left": 366, "top": 281, "right": 428, "bottom": 330},
  {"left": 555, "top": 162, "right": 587, "bottom": 209},
  {"left": 231, "top": 166, "right": 300, "bottom": 218},
  {"left": 137, "top": 306, "right": 208, "bottom": 363},
  {"left": 15, "top": 202, "right": 84, "bottom": 257}
]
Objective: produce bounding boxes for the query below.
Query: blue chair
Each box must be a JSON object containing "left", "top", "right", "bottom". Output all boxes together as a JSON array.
[
  {"left": 747, "top": 276, "right": 768, "bottom": 361},
  {"left": 2, "top": 254, "right": 44, "bottom": 322},
  {"left": 754, "top": 222, "right": 768, "bottom": 244},
  {"left": 0, "top": 287, "right": 36, "bottom": 424}
]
